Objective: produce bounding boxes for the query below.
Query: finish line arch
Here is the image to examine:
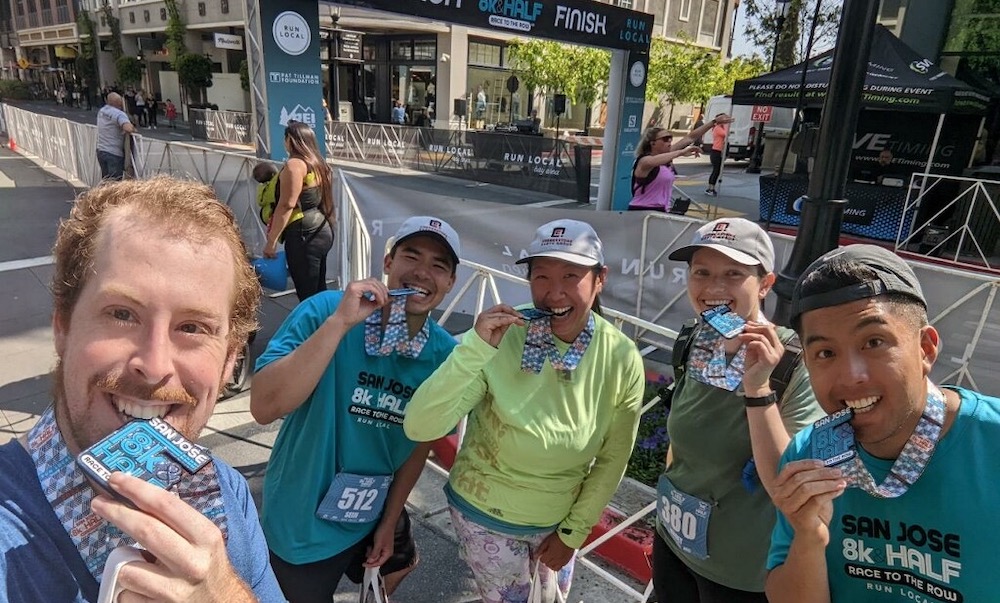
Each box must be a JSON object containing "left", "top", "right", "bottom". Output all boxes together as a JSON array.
[{"left": 244, "top": 0, "right": 653, "bottom": 210}]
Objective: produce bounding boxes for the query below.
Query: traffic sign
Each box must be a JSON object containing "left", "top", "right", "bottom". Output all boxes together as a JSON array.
[{"left": 751, "top": 105, "right": 773, "bottom": 123}]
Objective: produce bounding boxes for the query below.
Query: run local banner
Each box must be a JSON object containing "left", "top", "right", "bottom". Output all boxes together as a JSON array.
[
  {"left": 259, "top": 0, "right": 324, "bottom": 159},
  {"left": 331, "top": 0, "right": 654, "bottom": 50}
]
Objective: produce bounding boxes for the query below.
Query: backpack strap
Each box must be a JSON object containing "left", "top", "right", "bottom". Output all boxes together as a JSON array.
[
  {"left": 665, "top": 323, "right": 802, "bottom": 408},
  {"left": 770, "top": 332, "right": 802, "bottom": 403},
  {"left": 631, "top": 156, "right": 659, "bottom": 196},
  {"left": 671, "top": 319, "right": 700, "bottom": 385}
]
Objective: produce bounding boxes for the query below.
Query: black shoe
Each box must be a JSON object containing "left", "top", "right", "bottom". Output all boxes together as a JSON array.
[{"left": 706, "top": 189, "right": 718, "bottom": 197}]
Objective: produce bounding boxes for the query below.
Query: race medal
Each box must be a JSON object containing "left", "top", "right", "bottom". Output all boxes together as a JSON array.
[
  {"left": 700, "top": 304, "right": 746, "bottom": 339},
  {"left": 811, "top": 408, "right": 856, "bottom": 467},
  {"left": 76, "top": 418, "right": 212, "bottom": 507},
  {"left": 657, "top": 476, "right": 712, "bottom": 560},
  {"left": 316, "top": 473, "right": 393, "bottom": 524}
]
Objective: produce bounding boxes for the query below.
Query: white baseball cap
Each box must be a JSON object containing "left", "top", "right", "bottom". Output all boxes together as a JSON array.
[
  {"left": 392, "top": 216, "right": 461, "bottom": 267},
  {"left": 516, "top": 219, "right": 604, "bottom": 267}
]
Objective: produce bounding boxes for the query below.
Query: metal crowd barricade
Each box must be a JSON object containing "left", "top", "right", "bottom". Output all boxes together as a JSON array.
[{"left": 897, "top": 171, "right": 1000, "bottom": 271}]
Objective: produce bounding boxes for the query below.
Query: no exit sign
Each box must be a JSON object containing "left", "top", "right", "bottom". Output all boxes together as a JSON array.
[{"left": 752, "top": 105, "right": 773, "bottom": 122}]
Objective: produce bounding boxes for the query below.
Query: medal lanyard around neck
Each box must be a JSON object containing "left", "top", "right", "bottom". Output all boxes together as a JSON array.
[
  {"left": 364, "top": 296, "right": 428, "bottom": 359},
  {"left": 842, "top": 382, "right": 947, "bottom": 499}
]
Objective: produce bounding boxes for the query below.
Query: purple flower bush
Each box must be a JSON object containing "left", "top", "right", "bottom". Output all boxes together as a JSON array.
[{"left": 625, "top": 374, "right": 672, "bottom": 487}]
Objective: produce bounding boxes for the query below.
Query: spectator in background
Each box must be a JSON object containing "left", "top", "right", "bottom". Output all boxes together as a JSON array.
[
  {"left": 391, "top": 100, "right": 407, "bottom": 125},
  {"left": 95, "top": 91, "right": 137, "bottom": 181},
  {"left": 263, "top": 121, "right": 336, "bottom": 302},
  {"left": 147, "top": 94, "right": 158, "bottom": 129},
  {"left": 692, "top": 115, "right": 706, "bottom": 147},
  {"left": 165, "top": 98, "right": 178, "bottom": 129},
  {"left": 134, "top": 90, "right": 147, "bottom": 127},
  {"left": 124, "top": 88, "right": 138, "bottom": 125},
  {"left": 706, "top": 113, "right": 729, "bottom": 197},
  {"left": 629, "top": 116, "right": 731, "bottom": 212}
]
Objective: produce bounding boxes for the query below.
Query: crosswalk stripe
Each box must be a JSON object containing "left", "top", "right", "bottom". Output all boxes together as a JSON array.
[{"left": 0, "top": 256, "right": 54, "bottom": 273}]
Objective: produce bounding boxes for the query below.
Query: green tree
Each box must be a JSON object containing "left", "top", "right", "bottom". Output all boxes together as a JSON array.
[
  {"left": 741, "top": 0, "right": 841, "bottom": 68},
  {"left": 177, "top": 54, "right": 213, "bottom": 106},
  {"left": 163, "top": 0, "right": 188, "bottom": 70},
  {"left": 239, "top": 59, "right": 250, "bottom": 92},
  {"left": 115, "top": 56, "right": 143, "bottom": 88},
  {"left": 567, "top": 46, "right": 610, "bottom": 134},
  {"left": 100, "top": 2, "right": 124, "bottom": 61},
  {"left": 711, "top": 56, "right": 768, "bottom": 97},
  {"left": 508, "top": 39, "right": 610, "bottom": 132},
  {"left": 75, "top": 10, "right": 100, "bottom": 90},
  {"left": 647, "top": 36, "right": 716, "bottom": 127},
  {"left": 507, "top": 38, "right": 576, "bottom": 125},
  {"left": 944, "top": 1, "right": 1000, "bottom": 75}
]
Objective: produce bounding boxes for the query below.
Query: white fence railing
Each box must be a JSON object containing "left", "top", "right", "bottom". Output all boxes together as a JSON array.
[{"left": 898, "top": 171, "right": 1000, "bottom": 271}]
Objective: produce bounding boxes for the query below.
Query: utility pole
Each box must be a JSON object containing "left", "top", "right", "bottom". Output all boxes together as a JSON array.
[{"left": 771, "top": 0, "right": 881, "bottom": 325}]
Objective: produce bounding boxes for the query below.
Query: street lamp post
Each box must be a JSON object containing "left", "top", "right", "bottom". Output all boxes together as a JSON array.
[
  {"left": 770, "top": 0, "right": 882, "bottom": 325},
  {"left": 745, "top": 0, "right": 792, "bottom": 174}
]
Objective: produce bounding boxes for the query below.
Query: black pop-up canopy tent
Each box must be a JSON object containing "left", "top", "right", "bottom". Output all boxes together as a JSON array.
[
  {"left": 733, "top": 25, "right": 989, "bottom": 115},
  {"left": 733, "top": 25, "right": 991, "bottom": 180}
]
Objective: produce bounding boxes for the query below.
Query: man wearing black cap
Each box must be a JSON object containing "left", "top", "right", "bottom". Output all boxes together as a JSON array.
[
  {"left": 250, "top": 216, "right": 461, "bottom": 602},
  {"left": 765, "top": 244, "right": 1000, "bottom": 603}
]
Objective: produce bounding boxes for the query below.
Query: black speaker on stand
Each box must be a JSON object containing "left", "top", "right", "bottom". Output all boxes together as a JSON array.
[
  {"left": 454, "top": 98, "right": 467, "bottom": 129},
  {"left": 553, "top": 93, "right": 567, "bottom": 140}
]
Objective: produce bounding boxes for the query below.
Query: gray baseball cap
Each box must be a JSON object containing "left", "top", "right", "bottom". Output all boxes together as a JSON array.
[
  {"left": 392, "top": 216, "right": 461, "bottom": 267},
  {"left": 668, "top": 218, "right": 775, "bottom": 273},
  {"left": 790, "top": 244, "right": 926, "bottom": 325},
  {"left": 516, "top": 219, "right": 604, "bottom": 267}
]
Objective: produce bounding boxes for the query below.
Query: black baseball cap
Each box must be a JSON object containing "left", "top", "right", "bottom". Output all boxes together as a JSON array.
[{"left": 790, "top": 244, "right": 926, "bottom": 325}]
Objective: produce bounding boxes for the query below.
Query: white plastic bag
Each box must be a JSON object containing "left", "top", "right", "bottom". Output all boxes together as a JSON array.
[
  {"left": 528, "top": 560, "right": 567, "bottom": 603},
  {"left": 359, "top": 566, "right": 388, "bottom": 603}
]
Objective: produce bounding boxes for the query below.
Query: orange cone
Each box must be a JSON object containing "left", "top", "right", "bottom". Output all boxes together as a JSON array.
[{"left": 8, "top": 138, "right": 15, "bottom": 151}]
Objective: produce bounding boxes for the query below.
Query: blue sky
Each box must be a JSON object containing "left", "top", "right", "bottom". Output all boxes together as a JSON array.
[{"left": 731, "top": 4, "right": 759, "bottom": 58}]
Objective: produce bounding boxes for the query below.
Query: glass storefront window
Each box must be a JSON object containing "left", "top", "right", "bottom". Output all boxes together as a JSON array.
[
  {"left": 414, "top": 40, "right": 436, "bottom": 61},
  {"left": 469, "top": 41, "right": 502, "bottom": 67},
  {"left": 391, "top": 65, "right": 437, "bottom": 126},
  {"left": 392, "top": 40, "right": 412, "bottom": 60}
]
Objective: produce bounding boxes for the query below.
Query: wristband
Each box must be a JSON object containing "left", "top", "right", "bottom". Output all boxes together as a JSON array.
[{"left": 745, "top": 391, "right": 778, "bottom": 407}]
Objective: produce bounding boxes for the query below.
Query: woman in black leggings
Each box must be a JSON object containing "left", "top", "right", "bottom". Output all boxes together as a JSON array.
[{"left": 263, "top": 121, "right": 335, "bottom": 302}]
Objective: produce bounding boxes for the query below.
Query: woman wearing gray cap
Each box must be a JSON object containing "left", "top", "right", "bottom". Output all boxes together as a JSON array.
[
  {"left": 404, "top": 219, "right": 644, "bottom": 602},
  {"left": 652, "top": 217, "right": 823, "bottom": 603}
]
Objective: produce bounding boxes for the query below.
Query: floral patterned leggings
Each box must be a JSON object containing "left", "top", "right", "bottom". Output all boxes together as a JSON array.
[{"left": 450, "top": 507, "right": 575, "bottom": 603}]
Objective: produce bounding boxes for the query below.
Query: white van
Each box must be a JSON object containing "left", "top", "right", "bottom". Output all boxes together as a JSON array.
[{"left": 701, "top": 95, "right": 794, "bottom": 161}]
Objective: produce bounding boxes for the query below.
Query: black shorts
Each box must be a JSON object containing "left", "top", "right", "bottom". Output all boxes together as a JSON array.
[{"left": 270, "top": 510, "right": 417, "bottom": 603}]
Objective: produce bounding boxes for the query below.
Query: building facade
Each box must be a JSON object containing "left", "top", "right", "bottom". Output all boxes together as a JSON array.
[{"left": 3, "top": 0, "right": 734, "bottom": 131}]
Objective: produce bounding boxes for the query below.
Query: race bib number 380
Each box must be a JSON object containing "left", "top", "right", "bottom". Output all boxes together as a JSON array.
[
  {"left": 316, "top": 472, "right": 393, "bottom": 524},
  {"left": 657, "top": 475, "right": 712, "bottom": 560}
]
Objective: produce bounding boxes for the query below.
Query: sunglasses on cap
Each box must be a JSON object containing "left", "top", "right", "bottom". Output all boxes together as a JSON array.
[{"left": 655, "top": 134, "right": 672, "bottom": 142}]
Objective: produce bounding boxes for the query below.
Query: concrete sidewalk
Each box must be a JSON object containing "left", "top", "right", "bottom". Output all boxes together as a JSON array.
[{"left": 0, "top": 145, "right": 650, "bottom": 602}]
